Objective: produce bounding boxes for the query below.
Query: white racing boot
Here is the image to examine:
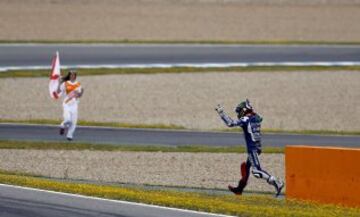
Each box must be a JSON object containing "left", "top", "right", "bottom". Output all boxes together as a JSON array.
[{"left": 268, "top": 176, "right": 284, "bottom": 197}]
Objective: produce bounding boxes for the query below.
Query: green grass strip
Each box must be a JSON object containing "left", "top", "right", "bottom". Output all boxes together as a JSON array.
[
  {"left": 0, "top": 171, "right": 358, "bottom": 217},
  {"left": 0, "top": 119, "right": 185, "bottom": 130},
  {"left": 1, "top": 39, "right": 360, "bottom": 45},
  {"left": 0, "top": 140, "right": 285, "bottom": 153},
  {"left": 263, "top": 129, "right": 360, "bottom": 136},
  {"left": 1, "top": 65, "right": 360, "bottom": 78},
  {"left": 223, "top": 128, "right": 360, "bottom": 136}
]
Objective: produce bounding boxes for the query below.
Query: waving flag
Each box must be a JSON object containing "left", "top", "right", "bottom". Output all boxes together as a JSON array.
[{"left": 49, "top": 51, "right": 61, "bottom": 99}]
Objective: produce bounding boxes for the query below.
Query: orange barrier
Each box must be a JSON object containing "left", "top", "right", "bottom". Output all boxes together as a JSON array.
[{"left": 286, "top": 145, "right": 360, "bottom": 207}]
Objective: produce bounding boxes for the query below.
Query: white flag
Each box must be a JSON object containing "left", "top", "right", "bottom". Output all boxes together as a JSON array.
[{"left": 49, "top": 51, "right": 61, "bottom": 99}]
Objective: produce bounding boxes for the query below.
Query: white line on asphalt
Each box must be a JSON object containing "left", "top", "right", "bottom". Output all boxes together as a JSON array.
[
  {"left": 1, "top": 61, "right": 360, "bottom": 72},
  {"left": 0, "top": 183, "right": 235, "bottom": 217}
]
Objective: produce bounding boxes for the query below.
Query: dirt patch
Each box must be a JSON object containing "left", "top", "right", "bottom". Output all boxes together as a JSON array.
[
  {"left": 0, "top": 149, "right": 284, "bottom": 192},
  {"left": 0, "top": 71, "right": 359, "bottom": 132},
  {"left": 1, "top": 0, "right": 360, "bottom": 42}
]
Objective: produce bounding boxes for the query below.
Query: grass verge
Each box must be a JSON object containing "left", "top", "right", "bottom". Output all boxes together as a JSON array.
[
  {"left": 0, "top": 140, "right": 284, "bottom": 153},
  {"left": 1, "top": 65, "right": 360, "bottom": 78},
  {"left": 0, "top": 170, "right": 358, "bottom": 217},
  {"left": 0, "top": 119, "right": 185, "bottom": 130},
  {"left": 1, "top": 39, "right": 360, "bottom": 45},
  {"left": 2, "top": 118, "right": 359, "bottom": 136},
  {"left": 223, "top": 128, "right": 360, "bottom": 136},
  {"left": 263, "top": 129, "right": 360, "bottom": 136}
]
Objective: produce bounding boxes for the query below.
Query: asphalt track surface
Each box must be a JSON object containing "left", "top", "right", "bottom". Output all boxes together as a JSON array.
[
  {"left": 0, "top": 184, "right": 232, "bottom": 217},
  {"left": 1, "top": 44, "right": 360, "bottom": 70},
  {"left": 0, "top": 124, "right": 359, "bottom": 147}
]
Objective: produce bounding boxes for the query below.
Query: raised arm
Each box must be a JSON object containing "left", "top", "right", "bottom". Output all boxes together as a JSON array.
[{"left": 215, "top": 104, "right": 243, "bottom": 127}]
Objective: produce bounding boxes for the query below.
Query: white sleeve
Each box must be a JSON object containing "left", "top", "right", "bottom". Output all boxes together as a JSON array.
[{"left": 59, "top": 83, "right": 66, "bottom": 97}]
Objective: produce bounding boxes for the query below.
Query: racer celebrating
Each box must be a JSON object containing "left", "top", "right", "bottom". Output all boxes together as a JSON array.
[{"left": 215, "top": 99, "right": 284, "bottom": 197}]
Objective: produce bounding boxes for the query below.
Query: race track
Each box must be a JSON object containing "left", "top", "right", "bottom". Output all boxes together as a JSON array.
[
  {"left": 1, "top": 44, "right": 360, "bottom": 71},
  {"left": 0, "top": 184, "right": 230, "bottom": 217},
  {"left": 0, "top": 124, "right": 358, "bottom": 147}
]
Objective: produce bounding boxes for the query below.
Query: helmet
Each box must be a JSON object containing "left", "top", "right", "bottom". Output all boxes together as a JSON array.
[{"left": 235, "top": 99, "right": 253, "bottom": 118}]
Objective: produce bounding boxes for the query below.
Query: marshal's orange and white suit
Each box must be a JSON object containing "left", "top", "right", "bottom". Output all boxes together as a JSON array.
[{"left": 59, "top": 81, "right": 82, "bottom": 139}]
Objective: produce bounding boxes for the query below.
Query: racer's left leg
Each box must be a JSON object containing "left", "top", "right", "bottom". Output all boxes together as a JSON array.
[{"left": 249, "top": 149, "right": 284, "bottom": 197}]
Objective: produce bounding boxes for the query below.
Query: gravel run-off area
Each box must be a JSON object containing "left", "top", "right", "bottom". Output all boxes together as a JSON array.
[
  {"left": 0, "top": 149, "right": 284, "bottom": 193},
  {"left": 1, "top": 0, "right": 360, "bottom": 42},
  {"left": 0, "top": 71, "right": 359, "bottom": 132}
]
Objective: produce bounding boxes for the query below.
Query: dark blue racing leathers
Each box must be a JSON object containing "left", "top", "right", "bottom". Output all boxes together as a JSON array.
[
  {"left": 217, "top": 110, "right": 284, "bottom": 196},
  {"left": 219, "top": 113, "right": 263, "bottom": 154},
  {"left": 218, "top": 112, "right": 265, "bottom": 173}
]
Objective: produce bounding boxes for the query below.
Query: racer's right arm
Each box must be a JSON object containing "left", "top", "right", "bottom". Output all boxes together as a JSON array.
[{"left": 215, "top": 105, "right": 243, "bottom": 127}]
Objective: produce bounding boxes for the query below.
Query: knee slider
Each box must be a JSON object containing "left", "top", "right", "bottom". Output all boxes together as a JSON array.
[{"left": 251, "top": 168, "right": 263, "bottom": 179}]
